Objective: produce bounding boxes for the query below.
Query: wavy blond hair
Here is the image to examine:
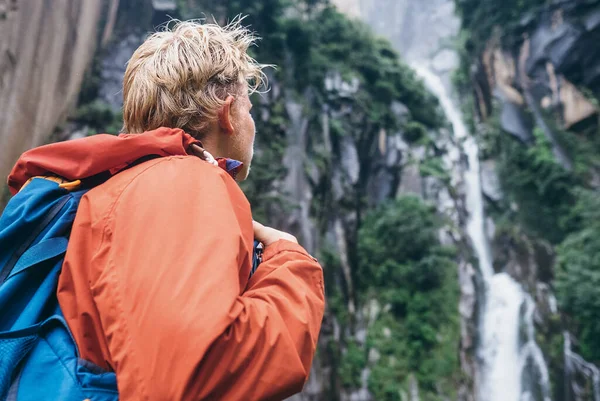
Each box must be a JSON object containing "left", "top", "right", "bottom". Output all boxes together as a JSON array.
[{"left": 122, "top": 18, "right": 267, "bottom": 136}]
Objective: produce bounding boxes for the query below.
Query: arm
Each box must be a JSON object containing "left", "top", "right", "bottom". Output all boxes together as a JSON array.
[
  {"left": 188, "top": 239, "right": 325, "bottom": 401},
  {"left": 92, "top": 157, "right": 324, "bottom": 401}
]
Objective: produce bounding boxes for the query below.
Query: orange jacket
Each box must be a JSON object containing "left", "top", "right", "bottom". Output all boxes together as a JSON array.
[{"left": 8, "top": 127, "right": 325, "bottom": 401}]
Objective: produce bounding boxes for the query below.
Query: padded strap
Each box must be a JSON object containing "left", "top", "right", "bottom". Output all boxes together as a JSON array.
[{"left": 8, "top": 237, "right": 68, "bottom": 279}]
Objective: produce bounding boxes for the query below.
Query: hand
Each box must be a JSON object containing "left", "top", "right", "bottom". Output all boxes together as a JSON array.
[{"left": 253, "top": 221, "right": 298, "bottom": 247}]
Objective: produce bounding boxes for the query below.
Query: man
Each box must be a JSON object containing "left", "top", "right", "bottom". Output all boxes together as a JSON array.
[{"left": 8, "top": 20, "right": 325, "bottom": 400}]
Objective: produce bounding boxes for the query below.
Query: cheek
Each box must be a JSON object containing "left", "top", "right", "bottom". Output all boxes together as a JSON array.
[{"left": 248, "top": 116, "right": 256, "bottom": 144}]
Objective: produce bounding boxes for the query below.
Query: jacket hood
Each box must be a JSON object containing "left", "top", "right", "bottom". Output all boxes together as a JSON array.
[{"left": 8, "top": 127, "right": 200, "bottom": 195}]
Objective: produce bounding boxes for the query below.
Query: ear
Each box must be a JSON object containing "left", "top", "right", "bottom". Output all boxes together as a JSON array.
[{"left": 218, "top": 95, "right": 236, "bottom": 135}]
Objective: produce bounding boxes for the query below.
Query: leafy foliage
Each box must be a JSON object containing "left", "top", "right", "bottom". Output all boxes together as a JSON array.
[
  {"left": 239, "top": 96, "right": 290, "bottom": 222},
  {"left": 357, "top": 197, "right": 460, "bottom": 400},
  {"left": 487, "top": 112, "right": 600, "bottom": 362},
  {"left": 419, "top": 157, "right": 451, "bottom": 185},
  {"left": 179, "top": 0, "right": 445, "bottom": 227},
  {"left": 454, "top": 0, "right": 549, "bottom": 52},
  {"left": 556, "top": 189, "right": 600, "bottom": 362},
  {"left": 181, "top": 2, "right": 456, "bottom": 396},
  {"left": 73, "top": 0, "right": 459, "bottom": 397},
  {"left": 453, "top": 0, "right": 600, "bottom": 386},
  {"left": 497, "top": 126, "right": 579, "bottom": 244},
  {"left": 403, "top": 121, "right": 428, "bottom": 144},
  {"left": 339, "top": 339, "right": 367, "bottom": 389},
  {"left": 73, "top": 100, "right": 123, "bottom": 134},
  {"left": 297, "top": 6, "right": 444, "bottom": 130}
]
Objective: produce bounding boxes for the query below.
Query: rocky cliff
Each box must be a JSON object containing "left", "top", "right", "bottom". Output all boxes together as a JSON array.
[
  {"left": 336, "top": 1, "right": 600, "bottom": 400},
  {"left": 3, "top": 0, "right": 600, "bottom": 400},
  {"left": 62, "top": 1, "right": 466, "bottom": 399},
  {"left": 453, "top": 1, "right": 600, "bottom": 400},
  {"left": 0, "top": 0, "right": 119, "bottom": 197}
]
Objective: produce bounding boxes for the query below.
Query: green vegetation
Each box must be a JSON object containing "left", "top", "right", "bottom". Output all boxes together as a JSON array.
[
  {"left": 476, "top": 110, "right": 600, "bottom": 366},
  {"left": 67, "top": 0, "right": 460, "bottom": 397},
  {"left": 419, "top": 157, "right": 451, "bottom": 186},
  {"left": 403, "top": 121, "right": 428, "bottom": 144},
  {"left": 183, "top": 0, "right": 458, "bottom": 396},
  {"left": 556, "top": 190, "right": 600, "bottom": 362},
  {"left": 71, "top": 51, "right": 122, "bottom": 135},
  {"left": 486, "top": 111, "right": 600, "bottom": 363},
  {"left": 339, "top": 339, "right": 366, "bottom": 389},
  {"left": 496, "top": 126, "right": 579, "bottom": 244},
  {"left": 239, "top": 96, "right": 290, "bottom": 223},
  {"left": 73, "top": 100, "right": 123, "bottom": 134},
  {"left": 358, "top": 197, "right": 460, "bottom": 400},
  {"left": 454, "top": 0, "right": 600, "bottom": 368},
  {"left": 297, "top": 6, "right": 444, "bottom": 129},
  {"left": 180, "top": 0, "right": 446, "bottom": 224},
  {"left": 454, "top": 0, "right": 548, "bottom": 53}
]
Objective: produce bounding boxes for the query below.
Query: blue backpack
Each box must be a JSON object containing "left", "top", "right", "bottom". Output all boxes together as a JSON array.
[
  {"left": 0, "top": 172, "right": 264, "bottom": 401},
  {"left": 0, "top": 176, "right": 118, "bottom": 401}
]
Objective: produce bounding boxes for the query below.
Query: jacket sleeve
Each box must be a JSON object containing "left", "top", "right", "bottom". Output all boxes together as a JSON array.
[{"left": 90, "top": 157, "right": 325, "bottom": 401}]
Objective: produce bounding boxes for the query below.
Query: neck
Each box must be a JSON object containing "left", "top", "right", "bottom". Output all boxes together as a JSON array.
[{"left": 197, "top": 131, "right": 226, "bottom": 159}]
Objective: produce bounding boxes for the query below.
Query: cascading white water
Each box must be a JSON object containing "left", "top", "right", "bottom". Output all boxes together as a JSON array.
[
  {"left": 482, "top": 273, "right": 524, "bottom": 401},
  {"left": 411, "top": 63, "right": 550, "bottom": 401},
  {"left": 521, "top": 297, "right": 552, "bottom": 401},
  {"left": 564, "top": 332, "right": 600, "bottom": 401},
  {"left": 329, "top": 1, "right": 557, "bottom": 399}
]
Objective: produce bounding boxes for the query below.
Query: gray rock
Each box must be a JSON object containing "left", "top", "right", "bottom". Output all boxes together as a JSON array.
[
  {"left": 525, "top": 23, "right": 558, "bottom": 75},
  {"left": 324, "top": 71, "right": 360, "bottom": 98},
  {"left": 524, "top": 6, "right": 600, "bottom": 96},
  {"left": 367, "top": 170, "right": 394, "bottom": 205},
  {"left": 341, "top": 136, "right": 360, "bottom": 184},
  {"left": 391, "top": 101, "right": 410, "bottom": 121},
  {"left": 486, "top": 216, "right": 496, "bottom": 239},
  {"left": 546, "top": 25, "right": 583, "bottom": 73},
  {"left": 100, "top": 34, "right": 144, "bottom": 110},
  {"left": 368, "top": 348, "right": 381, "bottom": 364},
  {"left": 332, "top": 170, "right": 345, "bottom": 202},
  {"left": 480, "top": 160, "right": 502, "bottom": 202},
  {"left": 499, "top": 97, "right": 534, "bottom": 143},
  {"left": 384, "top": 135, "right": 402, "bottom": 168},
  {"left": 526, "top": 18, "right": 583, "bottom": 75},
  {"left": 583, "top": 8, "right": 600, "bottom": 31},
  {"left": 397, "top": 163, "right": 423, "bottom": 197},
  {"left": 583, "top": 62, "right": 600, "bottom": 89},
  {"left": 355, "top": 329, "right": 367, "bottom": 345}
]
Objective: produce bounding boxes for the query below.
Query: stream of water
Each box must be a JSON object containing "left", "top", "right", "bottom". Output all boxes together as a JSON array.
[{"left": 412, "top": 63, "right": 551, "bottom": 401}]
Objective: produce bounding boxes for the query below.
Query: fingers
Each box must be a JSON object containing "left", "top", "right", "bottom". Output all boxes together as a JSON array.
[
  {"left": 253, "top": 220, "right": 298, "bottom": 247},
  {"left": 253, "top": 220, "right": 267, "bottom": 242}
]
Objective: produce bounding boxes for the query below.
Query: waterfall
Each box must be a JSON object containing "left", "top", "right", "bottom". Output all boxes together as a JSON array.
[
  {"left": 564, "top": 332, "right": 600, "bottom": 401},
  {"left": 329, "top": 1, "right": 558, "bottom": 398},
  {"left": 520, "top": 297, "right": 552, "bottom": 401},
  {"left": 411, "top": 63, "right": 551, "bottom": 401},
  {"left": 481, "top": 273, "right": 524, "bottom": 401}
]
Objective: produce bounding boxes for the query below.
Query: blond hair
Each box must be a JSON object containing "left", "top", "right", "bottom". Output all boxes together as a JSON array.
[{"left": 122, "top": 18, "right": 266, "bottom": 136}]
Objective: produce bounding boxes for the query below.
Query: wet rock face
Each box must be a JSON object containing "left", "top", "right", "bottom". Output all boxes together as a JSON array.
[
  {"left": 491, "top": 229, "right": 555, "bottom": 292},
  {"left": 475, "top": 3, "right": 600, "bottom": 137},
  {"left": 498, "top": 97, "right": 534, "bottom": 143},
  {"left": 480, "top": 160, "right": 502, "bottom": 203},
  {"left": 524, "top": 4, "right": 600, "bottom": 98}
]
